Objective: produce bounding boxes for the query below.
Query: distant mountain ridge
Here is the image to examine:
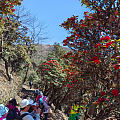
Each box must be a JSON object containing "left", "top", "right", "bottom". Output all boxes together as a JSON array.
[{"left": 32, "top": 44, "right": 71, "bottom": 61}]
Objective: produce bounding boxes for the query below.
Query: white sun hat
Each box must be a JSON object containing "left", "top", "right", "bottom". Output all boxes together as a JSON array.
[
  {"left": 29, "top": 99, "right": 36, "bottom": 106},
  {"left": 28, "top": 99, "right": 34, "bottom": 105},
  {"left": 20, "top": 99, "right": 30, "bottom": 108}
]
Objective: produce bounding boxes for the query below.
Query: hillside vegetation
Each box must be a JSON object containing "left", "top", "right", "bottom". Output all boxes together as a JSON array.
[{"left": 0, "top": 60, "right": 22, "bottom": 104}]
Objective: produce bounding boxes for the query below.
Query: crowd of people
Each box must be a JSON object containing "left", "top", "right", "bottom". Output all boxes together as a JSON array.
[{"left": 0, "top": 89, "right": 50, "bottom": 120}]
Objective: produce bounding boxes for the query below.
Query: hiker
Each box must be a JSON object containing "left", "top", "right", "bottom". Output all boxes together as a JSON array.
[
  {"left": 34, "top": 89, "right": 39, "bottom": 100},
  {"left": 42, "top": 96, "right": 50, "bottom": 120},
  {"left": 29, "top": 81, "right": 33, "bottom": 89},
  {"left": 20, "top": 99, "right": 41, "bottom": 120},
  {"left": 28, "top": 99, "right": 40, "bottom": 119},
  {"left": 6, "top": 98, "right": 20, "bottom": 120},
  {"left": 36, "top": 91, "right": 43, "bottom": 105},
  {"left": 68, "top": 101, "right": 80, "bottom": 120},
  {"left": 0, "top": 104, "right": 9, "bottom": 120}
]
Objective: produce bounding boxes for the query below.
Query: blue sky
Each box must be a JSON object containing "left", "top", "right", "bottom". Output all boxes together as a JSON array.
[{"left": 22, "top": 0, "right": 90, "bottom": 45}]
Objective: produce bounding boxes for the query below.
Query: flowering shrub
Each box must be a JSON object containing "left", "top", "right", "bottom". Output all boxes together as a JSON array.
[
  {"left": 38, "top": 60, "right": 66, "bottom": 86},
  {"left": 60, "top": 0, "right": 120, "bottom": 118}
]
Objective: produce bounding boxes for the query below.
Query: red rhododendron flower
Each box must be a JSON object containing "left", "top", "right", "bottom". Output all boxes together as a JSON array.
[
  {"left": 112, "top": 55, "right": 115, "bottom": 58},
  {"left": 80, "top": 19, "right": 83, "bottom": 22},
  {"left": 100, "top": 37, "right": 104, "bottom": 42},
  {"left": 100, "top": 36, "right": 110, "bottom": 41},
  {"left": 106, "top": 41, "right": 112, "bottom": 46},
  {"left": 72, "top": 80, "right": 75, "bottom": 82},
  {"left": 11, "top": 9, "right": 15, "bottom": 12},
  {"left": 94, "top": 60, "right": 100, "bottom": 64},
  {"left": 83, "top": 50, "right": 88, "bottom": 53},
  {"left": 44, "top": 63, "right": 46, "bottom": 65},
  {"left": 95, "top": 44, "right": 98, "bottom": 48},
  {"left": 93, "top": 56, "right": 98, "bottom": 60},
  {"left": 97, "top": 43, "right": 101, "bottom": 46},
  {"left": 79, "top": 42, "right": 82, "bottom": 45},
  {"left": 111, "top": 89, "right": 119, "bottom": 96},
  {"left": 84, "top": 11, "right": 89, "bottom": 15},
  {"left": 85, "top": 15, "right": 89, "bottom": 18},
  {"left": 67, "top": 84, "right": 71, "bottom": 88},
  {"left": 98, "top": 97, "right": 102, "bottom": 101},
  {"left": 75, "top": 54, "right": 78, "bottom": 57},
  {"left": 104, "top": 36, "right": 110, "bottom": 41},
  {"left": 81, "top": 24, "right": 85, "bottom": 27},
  {"left": 98, "top": 97, "right": 105, "bottom": 102},
  {"left": 118, "top": 58, "right": 120, "bottom": 63},
  {"left": 101, "top": 91, "right": 106, "bottom": 96},
  {"left": 96, "top": 100, "right": 100, "bottom": 104},
  {"left": 101, "top": 98, "right": 106, "bottom": 102},
  {"left": 95, "top": 43, "right": 101, "bottom": 48},
  {"left": 76, "top": 34, "right": 80, "bottom": 37},
  {"left": 26, "top": 64, "right": 29, "bottom": 67},
  {"left": 114, "top": 65, "right": 120, "bottom": 70},
  {"left": 71, "top": 35, "right": 75, "bottom": 37}
]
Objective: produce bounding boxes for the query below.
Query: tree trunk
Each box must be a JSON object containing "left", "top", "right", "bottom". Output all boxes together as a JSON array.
[
  {"left": 1, "top": 57, "right": 11, "bottom": 81},
  {"left": 22, "top": 67, "right": 29, "bottom": 84}
]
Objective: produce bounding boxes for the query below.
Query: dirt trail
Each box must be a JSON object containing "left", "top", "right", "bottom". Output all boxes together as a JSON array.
[{"left": 22, "top": 85, "right": 35, "bottom": 91}]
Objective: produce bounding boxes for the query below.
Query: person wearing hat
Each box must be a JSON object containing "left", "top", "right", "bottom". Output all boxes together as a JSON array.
[
  {"left": 6, "top": 98, "right": 20, "bottom": 120},
  {"left": 27, "top": 99, "right": 39, "bottom": 119},
  {"left": 0, "top": 104, "right": 9, "bottom": 120},
  {"left": 20, "top": 99, "right": 40, "bottom": 120}
]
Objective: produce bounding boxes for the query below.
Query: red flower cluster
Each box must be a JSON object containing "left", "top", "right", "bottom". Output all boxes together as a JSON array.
[
  {"left": 118, "top": 58, "right": 120, "bottom": 63},
  {"left": 106, "top": 41, "right": 113, "bottom": 46},
  {"left": 0, "top": 0, "right": 22, "bottom": 15},
  {"left": 67, "top": 17, "right": 76, "bottom": 21},
  {"left": 95, "top": 43, "right": 101, "bottom": 48},
  {"left": 111, "top": 89, "right": 119, "bottom": 96},
  {"left": 100, "top": 36, "right": 110, "bottom": 42},
  {"left": 114, "top": 65, "right": 120, "bottom": 70},
  {"left": 26, "top": 64, "right": 29, "bottom": 67},
  {"left": 67, "top": 84, "right": 71, "bottom": 88},
  {"left": 63, "top": 39, "right": 69, "bottom": 46},
  {"left": 94, "top": 60, "right": 100, "bottom": 64},
  {"left": 101, "top": 91, "right": 106, "bottom": 96},
  {"left": 42, "top": 68, "right": 49, "bottom": 71},
  {"left": 84, "top": 11, "right": 89, "bottom": 15},
  {"left": 98, "top": 97, "right": 106, "bottom": 102},
  {"left": 91, "top": 56, "right": 100, "bottom": 64}
]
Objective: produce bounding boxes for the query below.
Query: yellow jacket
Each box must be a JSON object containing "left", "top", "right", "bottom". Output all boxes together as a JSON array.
[{"left": 70, "top": 105, "right": 80, "bottom": 114}]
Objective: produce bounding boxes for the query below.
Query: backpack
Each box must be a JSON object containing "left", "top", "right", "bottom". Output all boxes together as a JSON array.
[{"left": 6, "top": 108, "right": 18, "bottom": 120}]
